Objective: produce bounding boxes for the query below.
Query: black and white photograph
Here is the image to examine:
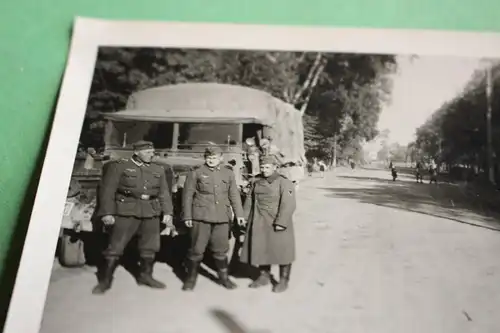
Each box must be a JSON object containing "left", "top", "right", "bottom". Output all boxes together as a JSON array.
[{"left": 5, "top": 18, "right": 500, "bottom": 333}]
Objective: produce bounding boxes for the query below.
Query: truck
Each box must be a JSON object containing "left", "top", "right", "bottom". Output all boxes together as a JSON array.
[{"left": 58, "top": 82, "right": 306, "bottom": 267}]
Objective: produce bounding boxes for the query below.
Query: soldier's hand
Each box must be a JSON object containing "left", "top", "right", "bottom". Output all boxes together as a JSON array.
[
  {"left": 185, "top": 220, "right": 193, "bottom": 228},
  {"left": 101, "top": 215, "right": 115, "bottom": 226},
  {"left": 162, "top": 214, "right": 173, "bottom": 227},
  {"left": 161, "top": 224, "right": 178, "bottom": 237},
  {"left": 237, "top": 217, "right": 246, "bottom": 227},
  {"left": 274, "top": 225, "right": 286, "bottom": 232}
]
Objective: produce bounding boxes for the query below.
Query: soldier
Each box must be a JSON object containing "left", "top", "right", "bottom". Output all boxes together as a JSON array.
[
  {"left": 429, "top": 164, "right": 438, "bottom": 184},
  {"left": 318, "top": 160, "right": 327, "bottom": 178},
  {"left": 92, "top": 140, "right": 174, "bottom": 295},
  {"left": 240, "top": 154, "right": 297, "bottom": 293},
  {"left": 415, "top": 161, "right": 424, "bottom": 183},
  {"left": 181, "top": 145, "right": 246, "bottom": 291}
]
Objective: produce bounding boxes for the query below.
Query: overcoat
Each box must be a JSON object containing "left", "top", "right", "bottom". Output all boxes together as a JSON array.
[{"left": 240, "top": 172, "right": 296, "bottom": 266}]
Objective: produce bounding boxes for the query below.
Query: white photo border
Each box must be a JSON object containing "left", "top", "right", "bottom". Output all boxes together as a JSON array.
[{"left": 5, "top": 16, "right": 500, "bottom": 333}]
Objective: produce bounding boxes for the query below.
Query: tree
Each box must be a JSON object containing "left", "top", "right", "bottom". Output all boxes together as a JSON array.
[
  {"left": 81, "top": 47, "right": 398, "bottom": 161},
  {"left": 412, "top": 60, "right": 500, "bottom": 180}
]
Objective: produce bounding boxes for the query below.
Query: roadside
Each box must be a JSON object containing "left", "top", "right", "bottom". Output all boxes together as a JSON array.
[{"left": 40, "top": 167, "right": 500, "bottom": 333}]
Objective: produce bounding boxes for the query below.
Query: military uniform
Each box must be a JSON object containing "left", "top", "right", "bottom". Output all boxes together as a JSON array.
[
  {"left": 181, "top": 146, "right": 244, "bottom": 291},
  {"left": 415, "top": 162, "right": 424, "bottom": 183},
  {"left": 240, "top": 154, "right": 297, "bottom": 293},
  {"left": 92, "top": 141, "right": 174, "bottom": 294},
  {"left": 429, "top": 166, "right": 438, "bottom": 184}
]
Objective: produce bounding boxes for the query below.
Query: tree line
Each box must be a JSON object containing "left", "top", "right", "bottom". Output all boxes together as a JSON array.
[
  {"left": 81, "top": 47, "right": 398, "bottom": 164},
  {"left": 409, "top": 60, "right": 500, "bottom": 181}
]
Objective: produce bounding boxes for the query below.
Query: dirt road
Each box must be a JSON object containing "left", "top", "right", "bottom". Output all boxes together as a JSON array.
[{"left": 39, "top": 167, "right": 500, "bottom": 333}]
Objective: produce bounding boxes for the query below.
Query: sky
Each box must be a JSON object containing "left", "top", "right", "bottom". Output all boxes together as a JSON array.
[{"left": 377, "top": 55, "right": 483, "bottom": 146}]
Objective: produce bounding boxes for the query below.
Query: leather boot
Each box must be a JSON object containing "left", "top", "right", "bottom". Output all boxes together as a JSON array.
[
  {"left": 215, "top": 258, "right": 237, "bottom": 290},
  {"left": 92, "top": 257, "right": 120, "bottom": 295},
  {"left": 249, "top": 265, "right": 271, "bottom": 288},
  {"left": 272, "top": 264, "right": 291, "bottom": 293},
  {"left": 136, "top": 257, "right": 166, "bottom": 289},
  {"left": 182, "top": 260, "right": 200, "bottom": 291}
]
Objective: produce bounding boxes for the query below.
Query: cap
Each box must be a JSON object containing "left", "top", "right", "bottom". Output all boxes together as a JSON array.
[
  {"left": 132, "top": 140, "right": 154, "bottom": 151},
  {"left": 260, "top": 138, "right": 270, "bottom": 146},
  {"left": 204, "top": 145, "right": 223, "bottom": 156},
  {"left": 260, "top": 154, "right": 278, "bottom": 165}
]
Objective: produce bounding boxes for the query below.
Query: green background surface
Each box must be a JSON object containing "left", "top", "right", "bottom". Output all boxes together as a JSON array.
[{"left": 0, "top": 0, "right": 499, "bottom": 326}]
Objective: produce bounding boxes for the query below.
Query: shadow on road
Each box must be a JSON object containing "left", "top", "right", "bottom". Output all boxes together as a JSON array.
[
  {"left": 321, "top": 172, "right": 500, "bottom": 232},
  {"left": 56, "top": 221, "right": 259, "bottom": 287},
  {"left": 210, "top": 308, "right": 271, "bottom": 333}
]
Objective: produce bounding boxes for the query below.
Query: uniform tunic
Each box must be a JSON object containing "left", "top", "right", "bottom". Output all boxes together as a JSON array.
[
  {"left": 240, "top": 172, "right": 297, "bottom": 266},
  {"left": 182, "top": 164, "right": 244, "bottom": 223},
  {"left": 182, "top": 164, "right": 244, "bottom": 261},
  {"left": 97, "top": 157, "right": 174, "bottom": 258}
]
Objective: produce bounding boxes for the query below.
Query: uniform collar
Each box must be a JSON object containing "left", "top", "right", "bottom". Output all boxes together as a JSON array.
[
  {"left": 204, "top": 164, "right": 221, "bottom": 171},
  {"left": 264, "top": 172, "right": 280, "bottom": 183},
  {"left": 131, "top": 155, "right": 148, "bottom": 167}
]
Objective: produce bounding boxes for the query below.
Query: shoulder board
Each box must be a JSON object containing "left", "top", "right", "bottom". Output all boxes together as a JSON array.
[
  {"left": 190, "top": 165, "right": 202, "bottom": 171},
  {"left": 151, "top": 162, "right": 165, "bottom": 169},
  {"left": 224, "top": 165, "right": 233, "bottom": 170},
  {"left": 279, "top": 173, "right": 289, "bottom": 180},
  {"left": 117, "top": 158, "right": 129, "bottom": 163},
  {"left": 104, "top": 158, "right": 127, "bottom": 167}
]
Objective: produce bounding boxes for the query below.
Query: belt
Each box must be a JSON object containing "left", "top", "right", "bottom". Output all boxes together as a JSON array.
[{"left": 117, "top": 189, "right": 158, "bottom": 200}]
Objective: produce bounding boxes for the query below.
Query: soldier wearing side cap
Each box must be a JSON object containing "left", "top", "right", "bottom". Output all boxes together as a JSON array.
[
  {"left": 92, "top": 140, "right": 174, "bottom": 295},
  {"left": 240, "top": 154, "right": 297, "bottom": 293},
  {"left": 181, "top": 144, "right": 245, "bottom": 291}
]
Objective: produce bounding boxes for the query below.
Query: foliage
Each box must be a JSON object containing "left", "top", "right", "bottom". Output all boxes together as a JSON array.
[
  {"left": 411, "top": 61, "right": 500, "bottom": 177},
  {"left": 81, "top": 47, "right": 398, "bottom": 160}
]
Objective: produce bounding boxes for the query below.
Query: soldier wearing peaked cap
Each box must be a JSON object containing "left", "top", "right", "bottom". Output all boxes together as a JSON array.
[
  {"left": 240, "top": 153, "right": 297, "bottom": 293},
  {"left": 92, "top": 140, "right": 174, "bottom": 295},
  {"left": 181, "top": 144, "right": 245, "bottom": 291}
]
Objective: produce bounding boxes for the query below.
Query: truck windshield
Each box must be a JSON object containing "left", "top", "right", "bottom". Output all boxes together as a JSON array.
[
  {"left": 177, "top": 123, "right": 240, "bottom": 150},
  {"left": 107, "top": 121, "right": 174, "bottom": 149},
  {"left": 105, "top": 121, "right": 241, "bottom": 151}
]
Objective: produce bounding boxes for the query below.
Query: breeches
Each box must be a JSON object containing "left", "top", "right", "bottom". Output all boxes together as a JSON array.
[
  {"left": 104, "top": 216, "right": 161, "bottom": 259},
  {"left": 187, "top": 221, "right": 229, "bottom": 262}
]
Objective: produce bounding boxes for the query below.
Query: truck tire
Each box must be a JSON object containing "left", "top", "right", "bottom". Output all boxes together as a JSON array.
[{"left": 58, "top": 233, "right": 86, "bottom": 267}]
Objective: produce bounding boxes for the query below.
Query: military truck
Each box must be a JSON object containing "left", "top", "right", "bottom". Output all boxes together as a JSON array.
[{"left": 58, "top": 83, "right": 306, "bottom": 267}]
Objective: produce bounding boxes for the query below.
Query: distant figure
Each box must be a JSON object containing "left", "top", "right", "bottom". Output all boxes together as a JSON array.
[
  {"left": 350, "top": 160, "right": 356, "bottom": 170},
  {"left": 318, "top": 160, "right": 327, "bottom": 178},
  {"left": 391, "top": 165, "right": 398, "bottom": 181},
  {"left": 429, "top": 164, "right": 438, "bottom": 184},
  {"left": 415, "top": 162, "right": 424, "bottom": 183},
  {"left": 307, "top": 161, "right": 314, "bottom": 177}
]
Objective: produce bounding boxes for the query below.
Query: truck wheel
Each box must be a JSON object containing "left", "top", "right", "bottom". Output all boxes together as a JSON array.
[{"left": 58, "top": 232, "right": 86, "bottom": 267}]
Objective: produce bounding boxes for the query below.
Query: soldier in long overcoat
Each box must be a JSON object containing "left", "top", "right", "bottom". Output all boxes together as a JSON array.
[
  {"left": 240, "top": 154, "right": 297, "bottom": 293},
  {"left": 92, "top": 140, "right": 174, "bottom": 295},
  {"left": 181, "top": 145, "right": 246, "bottom": 291}
]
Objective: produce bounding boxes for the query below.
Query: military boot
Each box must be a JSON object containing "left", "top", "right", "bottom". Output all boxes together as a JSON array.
[
  {"left": 215, "top": 258, "right": 237, "bottom": 290},
  {"left": 137, "top": 257, "right": 166, "bottom": 289},
  {"left": 272, "top": 264, "right": 292, "bottom": 293},
  {"left": 92, "top": 257, "right": 120, "bottom": 295},
  {"left": 182, "top": 260, "right": 200, "bottom": 291},
  {"left": 249, "top": 265, "right": 271, "bottom": 288}
]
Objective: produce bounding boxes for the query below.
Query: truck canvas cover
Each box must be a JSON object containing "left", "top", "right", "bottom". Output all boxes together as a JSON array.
[{"left": 102, "top": 83, "right": 306, "bottom": 166}]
